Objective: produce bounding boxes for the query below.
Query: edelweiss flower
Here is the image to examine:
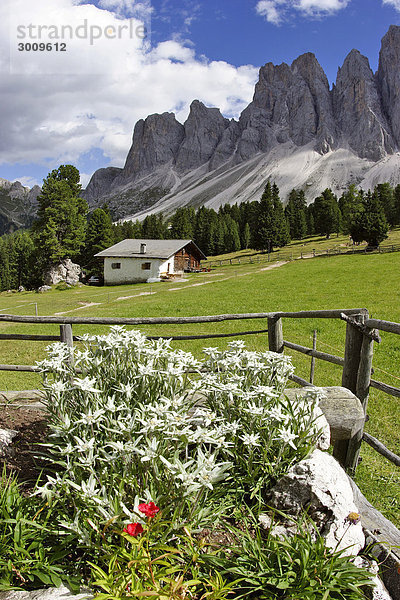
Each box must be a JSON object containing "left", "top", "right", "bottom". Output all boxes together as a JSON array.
[
  {"left": 77, "top": 408, "right": 105, "bottom": 425},
  {"left": 73, "top": 377, "right": 101, "bottom": 393},
  {"left": 276, "top": 428, "right": 298, "bottom": 449},
  {"left": 240, "top": 433, "right": 261, "bottom": 447}
]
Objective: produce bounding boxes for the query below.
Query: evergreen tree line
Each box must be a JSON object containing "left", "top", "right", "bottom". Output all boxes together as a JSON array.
[{"left": 1, "top": 164, "right": 400, "bottom": 292}]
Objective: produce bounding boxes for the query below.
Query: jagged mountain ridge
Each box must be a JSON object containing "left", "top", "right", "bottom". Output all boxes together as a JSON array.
[
  {"left": 0, "top": 178, "right": 41, "bottom": 234},
  {"left": 82, "top": 26, "right": 400, "bottom": 220}
]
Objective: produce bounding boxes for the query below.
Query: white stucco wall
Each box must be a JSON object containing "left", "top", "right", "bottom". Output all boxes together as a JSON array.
[{"left": 103, "top": 256, "right": 174, "bottom": 285}]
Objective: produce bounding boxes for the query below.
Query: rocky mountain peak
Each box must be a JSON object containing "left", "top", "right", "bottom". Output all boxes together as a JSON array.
[
  {"left": 333, "top": 48, "right": 395, "bottom": 160},
  {"left": 122, "top": 112, "right": 185, "bottom": 180},
  {"left": 377, "top": 24, "right": 400, "bottom": 148},
  {"left": 175, "top": 100, "right": 230, "bottom": 172}
]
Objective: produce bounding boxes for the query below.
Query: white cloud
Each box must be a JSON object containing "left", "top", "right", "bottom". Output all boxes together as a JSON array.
[
  {"left": 13, "top": 176, "right": 41, "bottom": 188},
  {"left": 0, "top": 0, "right": 258, "bottom": 174},
  {"left": 96, "top": 0, "right": 153, "bottom": 19},
  {"left": 383, "top": 0, "right": 400, "bottom": 11},
  {"left": 255, "top": 1, "right": 286, "bottom": 25},
  {"left": 256, "top": 0, "right": 350, "bottom": 24}
]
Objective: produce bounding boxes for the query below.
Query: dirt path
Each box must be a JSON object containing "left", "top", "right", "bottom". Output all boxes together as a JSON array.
[
  {"left": 54, "top": 301, "right": 101, "bottom": 315},
  {"left": 259, "top": 260, "right": 289, "bottom": 271}
]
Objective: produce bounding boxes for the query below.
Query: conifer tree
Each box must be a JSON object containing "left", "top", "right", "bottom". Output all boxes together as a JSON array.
[
  {"left": 254, "top": 182, "right": 275, "bottom": 251},
  {"left": 33, "top": 165, "right": 88, "bottom": 269},
  {"left": 349, "top": 190, "right": 388, "bottom": 247},
  {"left": 142, "top": 214, "right": 167, "bottom": 239},
  {"left": 169, "top": 207, "right": 195, "bottom": 239},
  {"left": 313, "top": 189, "right": 341, "bottom": 238},
  {"left": 374, "top": 183, "right": 396, "bottom": 226},
  {"left": 339, "top": 184, "right": 362, "bottom": 234},
  {"left": 222, "top": 215, "right": 241, "bottom": 252},
  {"left": 285, "top": 189, "right": 307, "bottom": 239},
  {"left": 82, "top": 207, "right": 114, "bottom": 276},
  {"left": 270, "top": 183, "right": 289, "bottom": 246},
  {"left": 242, "top": 222, "right": 251, "bottom": 249}
]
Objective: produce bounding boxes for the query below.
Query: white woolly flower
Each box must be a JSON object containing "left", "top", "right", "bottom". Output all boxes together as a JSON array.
[
  {"left": 48, "top": 380, "right": 69, "bottom": 395},
  {"left": 73, "top": 377, "right": 101, "bottom": 393},
  {"left": 73, "top": 436, "right": 96, "bottom": 453},
  {"left": 243, "top": 402, "right": 267, "bottom": 416},
  {"left": 276, "top": 428, "right": 298, "bottom": 449},
  {"left": 77, "top": 408, "right": 106, "bottom": 425},
  {"left": 240, "top": 433, "right": 261, "bottom": 447}
]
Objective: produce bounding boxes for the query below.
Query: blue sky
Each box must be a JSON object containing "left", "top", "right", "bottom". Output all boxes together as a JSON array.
[
  {"left": 1, "top": 0, "right": 400, "bottom": 188},
  {"left": 150, "top": 0, "right": 400, "bottom": 82}
]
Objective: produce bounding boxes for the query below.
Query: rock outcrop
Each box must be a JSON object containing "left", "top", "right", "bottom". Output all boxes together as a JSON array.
[
  {"left": 121, "top": 112, "right": 185, "bottom": 180},
  {"left": 333, "top": 49, "right": 394, "bottom": 160},
  {"left": 44, "top": 259, "right": 81, "bottom": 286},
  {"left": 237, "top": 52, "right": 337, "bottom": 159},
  {"left": 175, "top": 101, "right": 230, "bottom": 172},
  {"left": 377, "top": 25, "right": 400, "bottom": 149},
  {"left": 263, "top": 449, "right": 365, "bottom": 556}
]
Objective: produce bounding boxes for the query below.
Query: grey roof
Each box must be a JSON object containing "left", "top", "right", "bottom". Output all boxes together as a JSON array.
[{"left": 95, "top": 239, "right": 206, "bottom": 260}]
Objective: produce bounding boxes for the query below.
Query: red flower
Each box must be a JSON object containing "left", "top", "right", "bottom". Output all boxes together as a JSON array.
[
  {"left": 138, "top": 501, "right": 160, "bottom": 518},
  {"left": 123, "top": 522, "right": 143, "bottom": 537}
]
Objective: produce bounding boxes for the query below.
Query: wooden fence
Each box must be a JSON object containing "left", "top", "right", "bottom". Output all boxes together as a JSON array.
[{"left": 0, "top": 308, "right": 399, "bottom": 473}]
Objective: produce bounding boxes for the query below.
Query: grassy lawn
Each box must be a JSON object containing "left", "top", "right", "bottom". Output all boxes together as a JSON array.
[{"left": 0, "top": 249, "right": 399, "bottom": 527}]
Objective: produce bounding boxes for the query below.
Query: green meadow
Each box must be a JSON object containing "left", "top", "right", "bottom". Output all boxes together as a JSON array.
[{"left": 1, "top": 244, "right": 399, "bottom": 526}]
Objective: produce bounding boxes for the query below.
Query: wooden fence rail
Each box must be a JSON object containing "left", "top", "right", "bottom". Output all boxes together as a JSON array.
[{"left": 1, "top": 308, "right": 399, "bottom": 472}]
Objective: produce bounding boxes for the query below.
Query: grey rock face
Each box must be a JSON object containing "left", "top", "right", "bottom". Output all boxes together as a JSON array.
[
  {"left": 83, "top": 167, "right": 122, "bottom": 204},
  {"left": 377, "top": 25, "right": 400, "bottom": 149},
  {"left": 122, "top": 112, "right": 184, "bottom": 180},
  {"left": 237, "top": 53, "right": 336, "bottom": 160},
  {"left": 209, "top": 119, "right": 242, "bottom": 169},
  {"left": 175, "top": 100, "right": 229, "bottom": 172},
  {"left": 0, "top": 178, "right": 41, "bottom": 233},
  {"left": 291, "top": 53, "right": 337, "bottom": 154},
  {"left": 353, "top": 557, "right": 393, "bottom": 600},
  {"left": 334, "top": 49, "right": 394, "bottom": 160}
]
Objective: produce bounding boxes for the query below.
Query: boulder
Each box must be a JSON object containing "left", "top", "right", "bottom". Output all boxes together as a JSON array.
[
  {"left": 37, "top": 285, "right": 52, "bottom": 293},
  {"left": 44, "top": 259, "right": 81, "bottom": 286},
  {"left": 263, "top": 449, "right": 365, "bottom": 556}
]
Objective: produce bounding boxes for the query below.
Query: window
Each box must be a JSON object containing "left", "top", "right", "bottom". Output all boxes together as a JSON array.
[
  {"left": 142, "top": 262, "right": 151, "bottom": 270},
  {"left": 111, "top": 262, "right": 121, "bottom": 269}
]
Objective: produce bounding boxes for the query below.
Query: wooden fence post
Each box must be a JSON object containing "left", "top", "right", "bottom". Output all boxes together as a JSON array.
[
  {"left": 345, "top": 326, "right": 374, "bottom": 472},
  {"left": 60, "top": 324, "right": 74, "bottom": 366},
  {"left": 333, "top": 313, "right": 365, "bottom": 466},
  {"left": 310, "top": 329, "right": 317, "bottom": 383},
  {"left": 268, "top": 316, "right": 284, "bottom": 353},
  {"left": 335, "top": 313, "right": 375, "bottom": 471}
]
